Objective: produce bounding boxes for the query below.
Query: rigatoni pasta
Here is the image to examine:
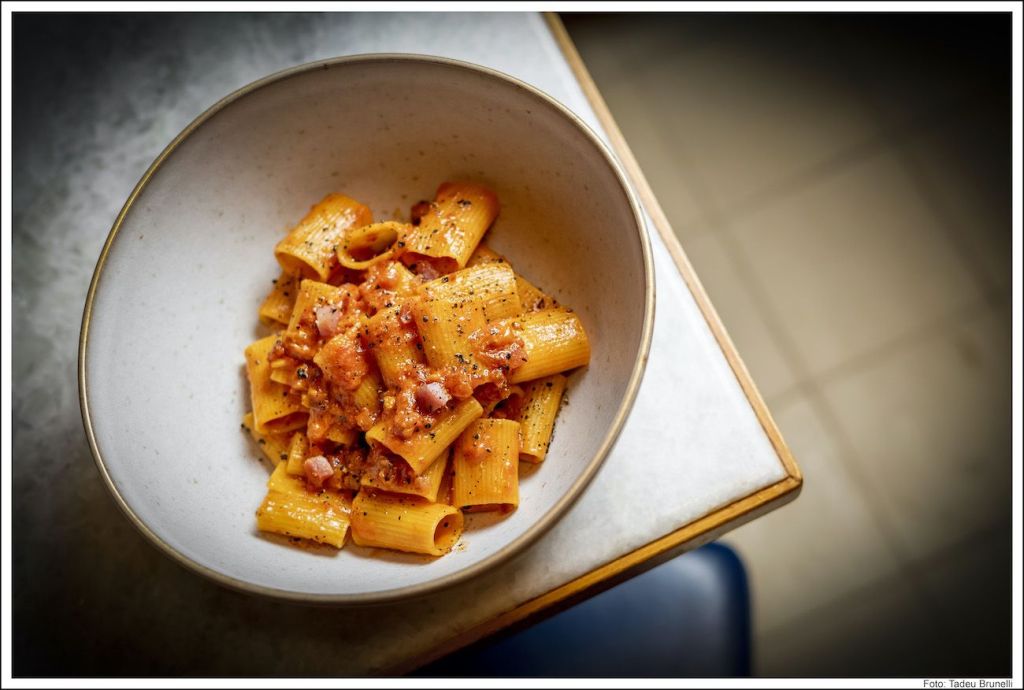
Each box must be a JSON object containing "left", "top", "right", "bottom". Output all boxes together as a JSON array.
[
  {"left": 274, "top": 194, "right": 373, "bottom": 280},
  {"left": 336, "top": 221, "right": 410, "bottom": 270},
  {"left": 258, "top": 273, "right": 300, "bottom": 326},
  {"left": 401, "top": 181, "right": 499, "bottom": 273},
  {"left": 256, "top": 464, "right": 352, "bottom": 548},
  {"left": 350, "top": 491, "right": 463, "bottom": 556},
  {"left": 366, "top": 305, "right": 425, "bottom": 388},
  {"left": 507, "top": 309, "right": 591, "bottom": 384},
  {"left": 360, "top": 449, "right": 449, "bottom": 502},
  {"left": 451, "top": 418, "right": 520, "bottom": 511},
  {"left": 513, "top": 374, "right": 567, "bottom": 463},
  {"left": 285, "top": 430, "right": 309, "bottom": 476},
  {"left": 410, "top": 288, "right": 488, "bottom": 370},
  {"left": 467, "top": 244, "right": 557, "bottom": 313},
  {"left": 420, "top": 262, "right": 522, "bottom": 322},
  {"left": 366, "top": 397, "right": 483, "bottom": 474},
  {"left": 242, "top": 412, "right": 292, "bottom": 466},
  {"left": 242, "top": 180, "right": 590, "bottom": 558},
  {"left": 244, "top": 335, "right": 308, "bottom": 434}
]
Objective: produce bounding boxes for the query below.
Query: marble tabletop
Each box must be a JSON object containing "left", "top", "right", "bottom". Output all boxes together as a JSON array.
[{"left": 12, "top": 12, "right": 794, "bottom": 675}]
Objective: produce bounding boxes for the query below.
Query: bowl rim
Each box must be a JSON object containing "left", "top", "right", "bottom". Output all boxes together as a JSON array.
[{"left": 78, "top": 53, "right": 655, "bottom": 605}]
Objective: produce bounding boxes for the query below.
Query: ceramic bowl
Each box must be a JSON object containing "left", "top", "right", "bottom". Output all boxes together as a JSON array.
[{"left": 80, "top": 55, "right": 653, "bottom": 604}]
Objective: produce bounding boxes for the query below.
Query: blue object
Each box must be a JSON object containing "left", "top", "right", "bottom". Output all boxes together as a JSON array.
[{"left": 414, "top": 543, "right": 751, "bottom": 677}]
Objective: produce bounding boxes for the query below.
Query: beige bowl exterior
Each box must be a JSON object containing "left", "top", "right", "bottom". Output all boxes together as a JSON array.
[{"left": 79, "top": 55, "right": 653, "bottom": 604}]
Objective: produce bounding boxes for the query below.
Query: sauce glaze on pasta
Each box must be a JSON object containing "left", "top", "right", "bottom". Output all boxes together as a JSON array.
[{"left": 242, "top": 181, "right": 590, "bottom": 557}]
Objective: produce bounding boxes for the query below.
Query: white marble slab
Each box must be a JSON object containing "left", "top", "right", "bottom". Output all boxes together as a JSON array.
[{"left": 13, "top": 12, "right": 790, "bottom": 675}]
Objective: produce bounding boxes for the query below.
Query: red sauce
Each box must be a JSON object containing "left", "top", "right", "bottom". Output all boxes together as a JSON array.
[
  {"left": 387, "top": 374, "right": 439, "bottom": 440},
  {"left": 362, "top": 445, "right": 430, "bottom": 491},
  {"left": 322, "top": 446, "right": 368, "bottom": 492},
  {"left": 470, "top": 321, "right": 528, "bottom": 372},
  {"left": 357, "top": 260, "right": 420, "bottom": 313},
  {"left": 280, "top": 309, "right": 320, "bottom": 360},
  {"left": 474, "top": 382, "right": 506, "bottom": 410},
  {"left": 364, "top": 303, "right": 421, "bottom": 353},
  {"left": 316, "top": 332, "right": 369, "bottom": 391},
  {"left": 264, "top": 206, "right": 539, "bottom": 487}
]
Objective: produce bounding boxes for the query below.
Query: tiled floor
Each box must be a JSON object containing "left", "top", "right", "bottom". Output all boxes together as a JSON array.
[{"left": 564, "top": 13, "right": 1012, "bottom": 677}]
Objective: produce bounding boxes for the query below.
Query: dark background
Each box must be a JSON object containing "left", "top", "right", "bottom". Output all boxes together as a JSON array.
[{"left": 562, "top": 11, "right": 1011, "bottom": 678}]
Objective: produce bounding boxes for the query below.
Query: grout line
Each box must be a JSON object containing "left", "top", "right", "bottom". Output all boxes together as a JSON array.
[
  {"left": 578, "top": 4, "right": 1007, "bottom": 593},
  {"left": 804, "top": 305, "right": 1012, "bottom": 669},
  {"left": 576, "top": 20, "right": 1009, "bottom": 674},
  {"left": 787, "top": 291, "right": 1007, "bottom": 395},
  {"left": 579, "top": 16, "right": 1004, "bottom": 235},
  {"left": 660, "top": 132, "right": 924, "bottom": 582},
  {"left": 591, "top": 21, "right": 732, "bottom": 74},
  {"left": 654, "top": 128, "right": 923, "bottom": 579},
  {"left": 745, "top": 285, "right": 1008, "bottom": 671},
  {"left": 906, "top": 520, "right": 1012, "bottom": 577},
  {"left": 754, "top": 520, "right": 1011, "bottom": 670},
  {"left": 895, "top": 136, "right": 1006, "bottom": 303},
  {"left": 825, "top": 27, "right": 1006, "bottom": 304},
  {"left": 762, "top": 385, "right": 807, "bottom": 414},
  {"left": 801, "top": 384, "right": 921, "bottom": 557},
  {"left": 796, "top": 308, "right": 1009, "bottom": 668},
  {"left": 722, "top": 128, "right": 899, "bottom": 221},
  {"left": 753, "top": 562, "right": 938, "bottom": 659},
  {"left": 668, "top": 102, "right": 1006, "bottom": 598},
  {"left": 718, "top": 90, "right": 990, "bottom": 225},
  {"left": 653, "top": 64, "right": 1005, "bottom": 574}
]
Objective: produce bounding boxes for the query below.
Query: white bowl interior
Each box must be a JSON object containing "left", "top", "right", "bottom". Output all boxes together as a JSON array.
[{"left": 84, "top": 58, "right": 647, "bottom": 599}]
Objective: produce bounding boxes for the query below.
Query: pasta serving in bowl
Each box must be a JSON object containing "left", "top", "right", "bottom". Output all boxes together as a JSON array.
[
  {"left": 80, "top": 55, "right": 652, "bottom": 603},
  {"left": 244, "top": 182, "right": 590, "bottom": 557}
]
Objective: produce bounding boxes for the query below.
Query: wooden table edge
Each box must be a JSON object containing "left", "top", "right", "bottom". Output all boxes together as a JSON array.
[{"left": 390, "top": 13, "right": 804, "bottom": 676}]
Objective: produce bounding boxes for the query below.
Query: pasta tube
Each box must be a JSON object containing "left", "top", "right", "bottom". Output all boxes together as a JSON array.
[
  {"left": 360, "top": 449, "right": 449, "bottom": 502},
  {"left": 242, "top": 412, "right": 291, "bottom": 466},
  {"left": 420, "top": 262, "right": 522, "bottom": 322},
  {"left": 466, "top": 243, "right": 507, "bottom": 267},
  {"left": 258, "top": 272, "right": 300, "bottom": 326},
  {"left": 326, "top": 425, "right": 358, "bottom": 446},
  {"left": 286, "top": 280, "right": 348, "bottom": 334},
  {"left": 336, "top": 221, "right": 410, "bottom": 270},
  {"left": 411, "top": 262, "right": 522, "bottom": 370},
  {"left": 402, "top": 181, "right": 499, "bottom": 272},
  {"left": 256, "top": 491, "right": 351, "bottom": 548},
  {"left": 285, "top": 430, "right": 309, "bottom": 476},
  {"left": 507, "top": 309, "right": 591, "bottom": 384},
  {"left": 366, "top": 306, "right": 424, "bottom": 388},
  {"left": 515, "top": 374, "right": 567, "bottom": 463},
  {"left": 464, "top": 244, "right": 556, "bottom": 312},
  {"left": 366, "top": 397, "right": 483, "bottom": 475},
  {"left": 479, "top": 383, "right": 524, "bottom": 417},
  {"left": 436, "top": 460, "right": 455, "bottom": 506},
  {"left": 350, "top": 491, "right": 463, "bottom": 556},
  {"left": 256, "top": 465, "right": 351, "bottom": 548},
  {"left": 352, "top": 369, "right": 382, "bottom": 421},
  {"left": 244, "top": 335, "right": 307, "bottom": 434},
  {"left": 451, "top": 418, "right": 520, "bottom": 511},
  {"left": 268, "top": 356, "right": 305, "bottom": 387},
  {"left": 515, "top": 274, "right": 557, "bottom": 312},
  {"left": 275, "top": 194, "right": 373, "bottom": 280},
  {"left": 410, "top": 291, "right": 487, "bottom": 370}
]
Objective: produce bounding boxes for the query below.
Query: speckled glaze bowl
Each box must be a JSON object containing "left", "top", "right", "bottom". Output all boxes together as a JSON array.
[{"left": 79, "top": 55, "right": 653, "bottom": 604}]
